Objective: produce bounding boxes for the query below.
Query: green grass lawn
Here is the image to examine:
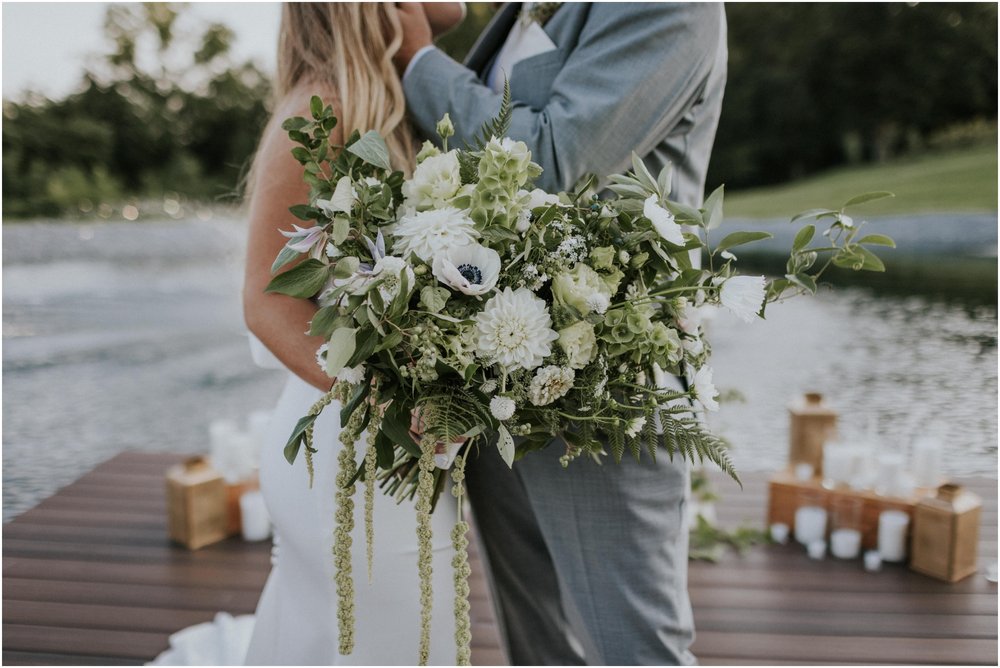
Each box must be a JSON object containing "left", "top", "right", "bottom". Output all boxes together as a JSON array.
[{"left": 723, "top": 143, "right": 998, "bottom": 220}]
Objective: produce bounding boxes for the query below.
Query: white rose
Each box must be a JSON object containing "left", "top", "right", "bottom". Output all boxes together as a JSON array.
[
  {"left": 402, "top": 150, "right": 462, "bottom": 210},
  {"left": 557, "top": 321, "right": 598, "bottom": 369}
]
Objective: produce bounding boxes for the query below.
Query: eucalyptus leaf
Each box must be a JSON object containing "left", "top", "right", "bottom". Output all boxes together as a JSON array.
[
  {"left": 283, "top": 414, "right": 317, "bottom": 464},
  {"left": 792, "top": 224, "right": 815, "bottom": 252},
  {"left": 715, "top": 231, "right": 772, "bottom": 253},
  {"left": 657, "top": 164, "right": 673, "bottom": 198},
  {"left": 325, "top": 327, "right": 357, "bottom": 377},
  {"left": 790, "top": 208, "right": 837, "bottom": 223},
  {"left": 631, "top": 152, "right": 658, "bottom": 194},
  {"left": 854, "top": 245, "right": 887, "bottom": 272},
  {"left": 309, "top": 305, "right": 341, "bottom": 338},
  {"left": 331, "top": 255, "right": 360, "bottom": 279},
  {"left": 265, "top": 259, "right": 329, "bottom": 299},
  {"left": 347, "top": 130, "right": 392, "bottom": 170},
  {"left": 857, "top": 234, "right": 896, "bottom": 247},
  {"left": 703, "top": 185, "right": 725, "bottom": 230},
  {"left": 842, "top": 191, "right": 894, "bottom": 209},
  {"left": 310, "top": 95, "right": 324, "bottom": 119}
]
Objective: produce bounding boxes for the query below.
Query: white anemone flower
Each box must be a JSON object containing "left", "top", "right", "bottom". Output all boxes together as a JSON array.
[
  {"left": 475, "top": 287, "right": 559, "bottom": 371},
  {"left": 720, "top": 275, "right": 766, "bottom": 323},
  {"left": 692, "top": 366, "right": 720, "bottom": 412},
  {"left": 392, "top": 207, "right": 479, "bottom": 263},
  {"left": 525, "top": 188, "right": 561, "bottom": 210},
  {"left": 625, "top": 416, "right": 647, "bottom": 438},
  {"left": 433, "top": 243, "right": 501, "bottom": 296},
  {"left": 643, "top": 195, "right": 685, "bottom": 246},
  {"left": 316, "top": 176, "right": 357, "bottom": 216}
]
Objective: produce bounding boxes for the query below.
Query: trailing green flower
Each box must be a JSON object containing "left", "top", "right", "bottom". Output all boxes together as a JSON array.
[
  {"left": 415, "top": 434, "right": 436, "bottom": 666},
  {"left": 302, "top": 386, "right": 339, "bottom": 488},
  {"left": 334, "top": 402, "right": 364, "bottom": 656},
  {"left": 450, "top": 455, "right": 472, "bottom": 666},
  {"left": 363, "top": 389, "right": 383, "bottom": 584}
]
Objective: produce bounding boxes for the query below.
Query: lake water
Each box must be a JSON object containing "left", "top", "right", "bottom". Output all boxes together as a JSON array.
[{"left": 3, "top": 217, "right": 997, "bottom": 520}]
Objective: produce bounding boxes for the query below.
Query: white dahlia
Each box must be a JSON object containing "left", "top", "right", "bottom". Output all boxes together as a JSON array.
[
  {"left": 392, "top": 207, "right": 479, "bottom": 263},
  {"left": 432, "top": 243, "right": 501, "bottom": 296},
  {"left": 720, "top": 275, "right": 766, "bottom": 324},
  {"left": 338, "top": 364, "right": 366, "bottom": 386},
  {"left": 528, "top": 365, "right": 575, "bottom": 406},
  {"left": 474, "top": 287, "right": 558, "bottom": 371}
]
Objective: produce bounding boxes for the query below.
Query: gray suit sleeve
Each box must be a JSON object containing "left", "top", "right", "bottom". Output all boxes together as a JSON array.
[{"left": 403, "top": 3, "right": 724, "bottom": 193}]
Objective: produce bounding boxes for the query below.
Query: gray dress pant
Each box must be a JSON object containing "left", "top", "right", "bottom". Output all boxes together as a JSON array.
[{"left": 466, "top": 440, "right": 695, "bottom": 665}]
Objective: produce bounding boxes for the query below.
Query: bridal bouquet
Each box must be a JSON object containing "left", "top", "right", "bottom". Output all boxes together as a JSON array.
[{"left": 266, "top": 92, "right": 894, "bottom": 664}]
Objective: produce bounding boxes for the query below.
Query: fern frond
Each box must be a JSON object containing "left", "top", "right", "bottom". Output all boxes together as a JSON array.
[
  {"left": 661, "top": 416, "right": 740, "bottom": 486},
  {"left": 609, "top": 426, "right": 625, "bottom": 463},
  {"left": 467, "top": 78, "right": 512, "bottom": 151}
]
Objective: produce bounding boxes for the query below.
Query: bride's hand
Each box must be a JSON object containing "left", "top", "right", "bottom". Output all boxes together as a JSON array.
[{"left": 409, "top": 407, "right": 467, "bottom": 469}]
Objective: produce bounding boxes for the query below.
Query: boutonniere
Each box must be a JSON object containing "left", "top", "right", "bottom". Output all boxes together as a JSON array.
[{"left": 521, "top": 2, "right": 562, "bottom": 28}]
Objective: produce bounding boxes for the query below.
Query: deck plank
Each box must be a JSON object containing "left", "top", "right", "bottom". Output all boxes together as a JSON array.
[{"left": 2, "top": 452, "right": 995, "bottom": 666}]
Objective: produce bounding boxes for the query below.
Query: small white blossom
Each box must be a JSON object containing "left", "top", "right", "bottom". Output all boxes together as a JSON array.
[
  {"left": 585, "top": 292, "right": 610, "bottom": 315},
  {"left": 325, "top": 242, "right": 342, "bottom": 258},
  {"left": 618, "top": 250, "right": 631, "bottom": 264},
  {"left": 720, "top": 275, "right": 767, "bottom": 324},
  {"left": 528, "top": 365, "right": 575, "bottom": 406},
  {"left": 480, "top": 379, "right": 498, "bottom": 394},
  {"left": 315, "top": 343, "right": 329, "bottom": 370},
  {"left": 515, "top": 206, "right": 532, "bottom": 233},
  {"left": 490, "top": 396, "right": 516, "bottom": 421},
  {"left": 625, "top": 417, "right": 647, "bottom": 438},
  {"left": 692, "top": 366, "right": 719, "bottom": 412},
  {"left": 338, "top": 364, "right": 366, "bottom": 385},
  {"left": 525, "top": 188, "right": 561, "bottom": 209},
  {"left": 643, "top": 195, "right": 684, "bottom": 246}
]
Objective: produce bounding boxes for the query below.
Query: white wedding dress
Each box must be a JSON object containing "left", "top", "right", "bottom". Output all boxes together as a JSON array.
[{"left": 244, "top": 337, "right": 459, "bottom": 665}]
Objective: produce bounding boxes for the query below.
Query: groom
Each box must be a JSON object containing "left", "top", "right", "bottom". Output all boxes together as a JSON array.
[{"left": 396, "top": 3, "right": 727, "bottom": 664}]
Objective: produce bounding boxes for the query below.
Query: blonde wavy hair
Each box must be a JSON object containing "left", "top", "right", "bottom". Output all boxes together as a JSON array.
[{"left": 271, "top": 2, "right": 415, "bottom": 173}]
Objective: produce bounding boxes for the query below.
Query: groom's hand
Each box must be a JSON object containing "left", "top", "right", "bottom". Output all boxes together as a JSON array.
[{"left": 393, "top": 3, "right": 433, "bottom": 73}]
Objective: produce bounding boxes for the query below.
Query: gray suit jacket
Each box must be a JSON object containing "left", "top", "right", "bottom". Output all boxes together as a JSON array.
[{"left": 404, "top": 2, "right": 727, "bottom": 206}]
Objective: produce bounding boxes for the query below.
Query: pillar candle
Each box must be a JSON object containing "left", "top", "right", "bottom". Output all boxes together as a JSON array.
[
  {"left": 878, "top": 510, "right": 909, "bottom": 562},
  {"left": 240, "top": 490, "right": 271, "bottom": 542},
  {"left": 830, "top": 528, "right": 862, "bottom": 559},
  {"left": 794, "top": 506, "right": 827, "bottom": 545}
]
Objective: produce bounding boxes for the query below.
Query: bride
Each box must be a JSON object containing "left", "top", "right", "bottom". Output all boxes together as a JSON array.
[{"left": 242, "top": 3, "right": 466, "bottom": 665}]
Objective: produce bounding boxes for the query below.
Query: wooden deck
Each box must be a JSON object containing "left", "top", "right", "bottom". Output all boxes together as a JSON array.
[{"left": 2, "top": 452, "right": 996, "bottom": 666}]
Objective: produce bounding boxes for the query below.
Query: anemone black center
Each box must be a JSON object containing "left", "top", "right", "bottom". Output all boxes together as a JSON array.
[{"left": 457, "top": 263, "right": 483, "bottom": 284}]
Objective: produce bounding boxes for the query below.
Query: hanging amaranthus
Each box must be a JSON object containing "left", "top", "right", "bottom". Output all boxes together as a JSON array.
[
  {"left": 450, "top": 454, "right": 472, "bottom": 666},
  {"left": 415, "top": 433, "right": 436, "bottom": 665},
  {"left": 333, "top": 394, "right": 364, "bottom": 656},
  {"left": 363, "top": 387, "right": 383, "bottom": 584}
]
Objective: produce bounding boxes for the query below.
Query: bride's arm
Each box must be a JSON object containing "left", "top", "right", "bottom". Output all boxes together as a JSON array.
[{"left": 243, "top": 108, "right": 339, "bottom": 392}]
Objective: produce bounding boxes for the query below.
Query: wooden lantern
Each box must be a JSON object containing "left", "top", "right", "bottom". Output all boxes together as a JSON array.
[
  {"left": 166, "top": 456, "right": 227, "bottom": 550},
  {"left": 788, "top": 392, "right": 837, "bottom": 476},
  {"left": 910, "top": 484, "right": 982, "bottom": 583}
]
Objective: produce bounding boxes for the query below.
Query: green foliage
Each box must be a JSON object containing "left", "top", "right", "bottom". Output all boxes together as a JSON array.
[
  {"left": 3, "top": 2, "right": 269, "bottom": 219},
  {"left": 688, "top": 515, "right": 770, "bottom": 562},
  {"left": 709, "top": 3, "right": 998, "bottom": 192}
]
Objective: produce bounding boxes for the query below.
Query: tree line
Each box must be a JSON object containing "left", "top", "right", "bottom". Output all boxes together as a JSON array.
[{"left": 2, "top": 2, "right": 996, "bottom": 220}]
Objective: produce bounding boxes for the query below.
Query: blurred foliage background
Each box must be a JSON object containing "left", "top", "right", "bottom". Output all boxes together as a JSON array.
[{"left": 2, "top": 2, "right": 997, "bottom": 220}]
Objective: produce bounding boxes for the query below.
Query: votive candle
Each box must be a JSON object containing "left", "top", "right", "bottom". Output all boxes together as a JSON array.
[{"left": 878, "top": 510, "right": 910, "bottom": 562}]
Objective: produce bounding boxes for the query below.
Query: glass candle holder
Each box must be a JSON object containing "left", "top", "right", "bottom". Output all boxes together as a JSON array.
[
  {"left": 794, "top": 489, "right": 827, "bottom": 545},
  {"left": 830, "top": 497, "right": 863, "bottom": 559}
]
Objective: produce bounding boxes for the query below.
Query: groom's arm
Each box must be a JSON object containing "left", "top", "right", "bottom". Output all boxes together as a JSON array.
[{"left": 400, "top": 3, "right": 725, "bottom": 193}]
